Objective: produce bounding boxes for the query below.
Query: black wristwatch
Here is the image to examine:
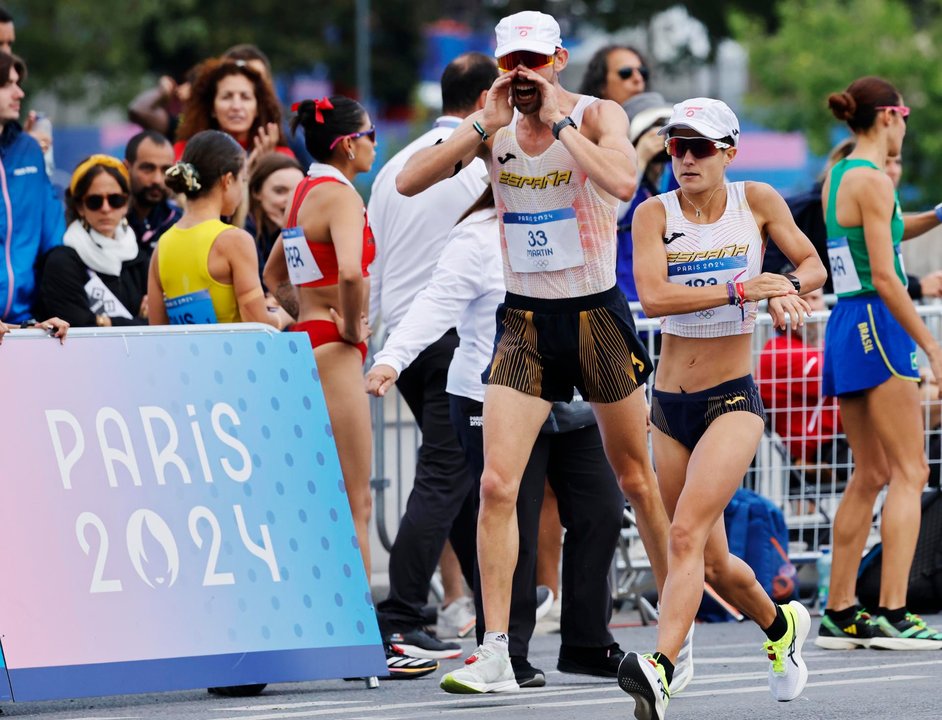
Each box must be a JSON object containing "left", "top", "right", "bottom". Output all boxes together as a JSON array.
[
  {"left": 784, "top": 273, "right": 801, "bottom": 293},
  {"left": 551, "top": 115, "right": 577, "bottom": 140}
]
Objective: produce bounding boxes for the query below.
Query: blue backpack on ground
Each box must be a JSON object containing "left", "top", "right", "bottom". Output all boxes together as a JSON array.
[{"left": 698, "top": 488, "right": 796, "bottom": 622}]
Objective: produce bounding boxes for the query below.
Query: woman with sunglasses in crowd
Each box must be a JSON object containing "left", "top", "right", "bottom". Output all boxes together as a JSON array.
[
  {"left": 619, "top": 98, "right": 826, "bottom": 720},
  {"left": 39, "top": 155, "right": 149, "bottom": 327},
  {"left": 815, "top": 77, "right": 942, "bottom": 651}
]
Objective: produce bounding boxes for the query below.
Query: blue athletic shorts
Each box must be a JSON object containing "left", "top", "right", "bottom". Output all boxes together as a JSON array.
[
  {"left": 822, "top": 294, "right": 919, "bottom": 397},
  {"left": 650, "top": 375, "right": 765, "bottom": 451}
]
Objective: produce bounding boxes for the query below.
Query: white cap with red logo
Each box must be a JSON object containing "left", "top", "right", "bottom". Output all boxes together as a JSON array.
[
  {"left": 657, "top": 97, "right": 741, "bottom": 147},
  {"left": 494, "top": 11, "right": 562, "bottom": 58}
]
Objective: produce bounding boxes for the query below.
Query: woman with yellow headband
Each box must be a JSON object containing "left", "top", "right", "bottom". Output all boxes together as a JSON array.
[{"left": 38, "top": 154, "right": 149, "bottom": 327}]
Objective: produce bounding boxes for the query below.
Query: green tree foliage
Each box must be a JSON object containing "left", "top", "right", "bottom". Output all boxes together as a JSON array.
[
  {"left": 7, "top": 0, "right": 426, "bottom": 114},
  {"left": 731, "top": 0, "right": 942, "bottom": 201}
]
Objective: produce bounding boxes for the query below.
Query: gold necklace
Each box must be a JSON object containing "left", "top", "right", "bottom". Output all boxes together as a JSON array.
[{"left": 681, "top": 186, "right": 724, "bottom": 220}]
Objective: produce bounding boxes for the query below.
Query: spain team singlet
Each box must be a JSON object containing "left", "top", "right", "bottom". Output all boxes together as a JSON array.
[
  {"left": 490, "top": 96, "right": 618, "bottom": 299},
  {"left": 655, "top": 182, "right": 764, "bottom": 338}
]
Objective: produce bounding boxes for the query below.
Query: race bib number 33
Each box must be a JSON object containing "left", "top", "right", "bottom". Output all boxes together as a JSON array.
[{"left": 504, "top": 207, "right": 585, "bottom": 273}]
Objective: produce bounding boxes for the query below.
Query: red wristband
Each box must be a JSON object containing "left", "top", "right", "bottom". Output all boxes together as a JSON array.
[{"left": 735, "top": 283, "right": 746, "bottom": 320}]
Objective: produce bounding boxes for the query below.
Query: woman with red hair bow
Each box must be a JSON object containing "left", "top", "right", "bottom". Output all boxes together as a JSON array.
[
  {"left": 264, "top": 95, "right": 377, "bottom": 576},
  {"left": 264, "top": 98, "right": 436, "bottom": 679}
]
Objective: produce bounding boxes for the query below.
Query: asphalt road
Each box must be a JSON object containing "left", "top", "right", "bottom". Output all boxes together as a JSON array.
[{"left": 2, "top": 610, "right": 939, "bottom": 720}]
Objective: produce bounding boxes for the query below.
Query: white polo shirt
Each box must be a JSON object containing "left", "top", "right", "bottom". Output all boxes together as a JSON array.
[
  {"left": 371, "top": 209, "right": 503, "bottom": 402},
  {"left": 368, "top": 116, "right": 488, "bottom": 334}
]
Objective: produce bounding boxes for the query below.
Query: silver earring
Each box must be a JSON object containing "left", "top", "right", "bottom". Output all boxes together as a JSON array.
[{"left": 347, "top": 151, "right": 356, "bottom": 160}]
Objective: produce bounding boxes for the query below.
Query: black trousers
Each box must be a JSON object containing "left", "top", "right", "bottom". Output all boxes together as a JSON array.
[
  {"left": 449, "top": 393, "right": 623, "bottom": 659},
  {"left": 376, "top": 330, "right": 477, "bottom": 635}
]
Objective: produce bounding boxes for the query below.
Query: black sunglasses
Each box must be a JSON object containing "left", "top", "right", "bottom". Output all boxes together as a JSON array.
[
  {"left": 617, "top": 66, "right": 649, "bottom": 82},
  {"left": 82, "top": 193, "right": 129, "bottom": 211}
]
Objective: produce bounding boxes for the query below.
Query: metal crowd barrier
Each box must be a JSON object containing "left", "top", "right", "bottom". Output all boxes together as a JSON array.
[{"left": 369, "top": 303, "right": 942, "bottom": 568}]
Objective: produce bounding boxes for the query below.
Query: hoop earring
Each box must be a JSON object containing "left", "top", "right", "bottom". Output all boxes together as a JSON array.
[{"left": 347, "top": 151, "right": 356, "bottom": 161}]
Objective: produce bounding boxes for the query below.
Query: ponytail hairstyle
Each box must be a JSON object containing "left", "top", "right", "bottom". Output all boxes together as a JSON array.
[
  {"left": 291, "top": 95, "right": 366, "bottom": 162},
  {"left": 827, "top": 76, "right": 901, "bottom": 133},
  {"left": 165, "top": 130, "right": 245, "bottom": 200}
]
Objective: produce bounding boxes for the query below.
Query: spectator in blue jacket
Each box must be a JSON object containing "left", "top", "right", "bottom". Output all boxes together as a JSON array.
[{"left": 0, "top": 52, "right": 64, "bottom": 324}]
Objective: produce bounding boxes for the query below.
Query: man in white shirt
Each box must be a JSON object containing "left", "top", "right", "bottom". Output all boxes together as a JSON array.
[{"left": 368, "top": 52, "right": 498, "bottom": 659}]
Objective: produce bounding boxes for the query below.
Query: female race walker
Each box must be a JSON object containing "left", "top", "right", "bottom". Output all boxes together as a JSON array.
[
  {"left": 264, "top": 95, "right": 376, "bottom": 580},
  {"left": 148, "top": 129, "right": 292, "bottom": 699},
  {"left": 815, "top": 77, "right": 942, "bottom": 651},
  {"left": 264, "top": 99, "right": 436, "bottom": 678},
  {"left": 618, "top": 98, "right": 827, "bottom": 720}
]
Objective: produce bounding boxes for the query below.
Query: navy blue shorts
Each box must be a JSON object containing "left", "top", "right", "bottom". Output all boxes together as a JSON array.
[
  {"left": 822, "top": 294, "right": 919, "bottom": 397},
  {"left": 650, "top": 375, "right": 765, "bottom": 451},
  {"left": 483, "top": 286, "right": 652, "bottom": 404}
]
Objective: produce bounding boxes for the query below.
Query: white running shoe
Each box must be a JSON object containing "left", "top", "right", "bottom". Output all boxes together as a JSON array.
[
  {"left": 440, "top": 643, "right": 519, "bottom": 694},
  {"left": 437, "top": 596, "right": 476, "bottom": 639},
  {"left": 669, "top": 621, "right": 695, "bottom": 695},
  {"left": 764, "top": 600, "right": 811, "bottom": 702}
]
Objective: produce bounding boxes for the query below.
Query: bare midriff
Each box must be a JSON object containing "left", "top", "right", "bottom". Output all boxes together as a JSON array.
[{"left": 654, "top": 333, "right": 753, "bottom": 393}]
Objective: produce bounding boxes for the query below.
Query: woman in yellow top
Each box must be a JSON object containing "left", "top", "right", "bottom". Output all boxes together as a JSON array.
[{"left": 147, "top": 130, "right": 289, "bottom": 329}]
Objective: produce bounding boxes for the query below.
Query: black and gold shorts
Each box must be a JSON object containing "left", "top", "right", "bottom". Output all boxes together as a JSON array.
[{"left": 482, "top": 286, "right": 652, "bottom": 403}]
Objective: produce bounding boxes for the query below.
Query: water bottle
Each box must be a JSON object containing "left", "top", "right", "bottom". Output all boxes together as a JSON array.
[{"left": 816, "top": 547, "right": 832, "bottom": 610}]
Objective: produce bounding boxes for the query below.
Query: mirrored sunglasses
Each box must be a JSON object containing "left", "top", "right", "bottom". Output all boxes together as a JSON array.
[
  {"left": 82, "top": 193, "right": 128, "bottom": 211},
  {"left": 665, "top": 137, "right": 731, "bottom": 159},
  {"left": 497, "top": 51, "right": 555, "bottom": 72},
  {"left": 328, "top": 126, "right": 377, "bottom": 151}
]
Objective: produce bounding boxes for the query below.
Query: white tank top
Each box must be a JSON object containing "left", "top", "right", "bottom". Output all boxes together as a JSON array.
[
  {"left": 655, "top": 182, "right": 764, "bottom": 338},
  {"left": 490, "top": 95, "right": 617, "bottom": 299}
]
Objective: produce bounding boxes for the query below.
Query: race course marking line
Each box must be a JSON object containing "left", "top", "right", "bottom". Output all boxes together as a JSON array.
[
  {"left": 205, "top": 674, "right": 927, "bottom": 720},
  {"left": 689, "top": 657, "right": 942, "bottom": 685},
  {"left": 226, "top": 701, "right": 369, "bottom": 711},
  {"left": 368, "top": 675, "right": 927, "bottom": 720}
]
